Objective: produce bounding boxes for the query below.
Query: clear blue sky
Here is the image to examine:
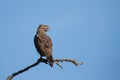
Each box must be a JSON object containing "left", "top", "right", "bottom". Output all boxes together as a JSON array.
[{"left": 0, "top": 0, "right": 120, "bottom": 80}]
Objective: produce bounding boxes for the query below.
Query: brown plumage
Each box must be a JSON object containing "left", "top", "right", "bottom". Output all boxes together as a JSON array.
[{"left": 34, "top": 24, "right": 54, "bottom": 67}]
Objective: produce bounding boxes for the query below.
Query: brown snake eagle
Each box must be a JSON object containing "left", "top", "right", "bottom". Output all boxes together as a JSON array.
[{"left": 34, "top": 24, "right": 54, "bottom": 67}]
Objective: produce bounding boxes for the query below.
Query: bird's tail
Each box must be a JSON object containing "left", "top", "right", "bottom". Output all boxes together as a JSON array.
[{"left": 47, "top": 55, "right": 54, "bottom": 67}]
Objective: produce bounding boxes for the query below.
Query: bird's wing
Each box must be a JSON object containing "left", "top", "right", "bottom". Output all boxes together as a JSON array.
[
  {"left": 36, "top": 34, "right": 52, "bottom": 55},
  {"left": 45, "top": 35, "right": 52, "bottom": 49}
]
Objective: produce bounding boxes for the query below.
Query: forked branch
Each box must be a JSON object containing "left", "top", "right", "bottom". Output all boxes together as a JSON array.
[{"left": 6, "top": 58, "right": 83, "bottom": 80}]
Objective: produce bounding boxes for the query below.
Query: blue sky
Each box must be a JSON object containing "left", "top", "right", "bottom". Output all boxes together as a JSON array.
[{"left": 0, "top": 0, "right": 120, "bottom": 80}]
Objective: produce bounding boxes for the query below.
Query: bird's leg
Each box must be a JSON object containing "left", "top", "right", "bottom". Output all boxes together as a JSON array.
[
  {"left": 38, "top": 56, "right": 49, "bottom": 64},
  {"left": 38, "top": 56, "right": 43, "bottom": 61},
  {"left": 40, "top": 56, "right": 43, "bottom": 59}
]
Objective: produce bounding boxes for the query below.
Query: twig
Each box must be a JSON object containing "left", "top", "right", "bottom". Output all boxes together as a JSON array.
[
  {"left": 55, "top": 59, "right": 79, "bottom": 66},
  {"left": 6, "top": 58, "right": 83, "bottom": 80},
  {"left": 54, "top": 58, "right": 84, "bottom": 69}
]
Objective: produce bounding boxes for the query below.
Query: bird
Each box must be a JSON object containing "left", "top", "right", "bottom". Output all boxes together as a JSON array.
[{"left": 34, "top": 24, "right": 54, "bottom": 67}]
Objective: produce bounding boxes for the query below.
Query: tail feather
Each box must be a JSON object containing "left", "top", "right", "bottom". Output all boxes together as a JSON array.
[{"left": 47, "top": 55, "right": 54, "bottom": 67}]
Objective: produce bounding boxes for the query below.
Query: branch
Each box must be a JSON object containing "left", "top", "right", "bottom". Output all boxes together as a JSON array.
[
  {"left": 6, "top": 58, "right": 83, "bottom": 80},
  {"left": 6, "top": 58, "right": 48, "bottom": 80},
  {"left": 55, "top": 59, "right": 84, "bottom": 66}
]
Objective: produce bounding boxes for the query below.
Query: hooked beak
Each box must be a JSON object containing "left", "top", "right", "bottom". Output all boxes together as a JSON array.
[{"left": 46, "top": 27, "right": 50, "bottom": 32}]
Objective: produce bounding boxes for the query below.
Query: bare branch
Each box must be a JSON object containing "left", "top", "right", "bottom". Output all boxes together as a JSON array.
[
  {"left": 55, "top": 59, "right": 78, "bottom": 66},
  {"left": 6, "top": 58, "right": 48, "bottom": 80},
  {"left": 6, "top": 58, "right": 83, "bottom": 80}
]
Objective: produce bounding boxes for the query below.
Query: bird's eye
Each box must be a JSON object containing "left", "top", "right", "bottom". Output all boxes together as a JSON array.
[{"left": 46, "top": 27, "right": 48, "bottom": 29}]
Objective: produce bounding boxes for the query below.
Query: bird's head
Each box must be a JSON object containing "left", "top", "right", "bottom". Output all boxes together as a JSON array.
[{"left": 37, "top": 24, "right": 50, "bottom": 32}]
